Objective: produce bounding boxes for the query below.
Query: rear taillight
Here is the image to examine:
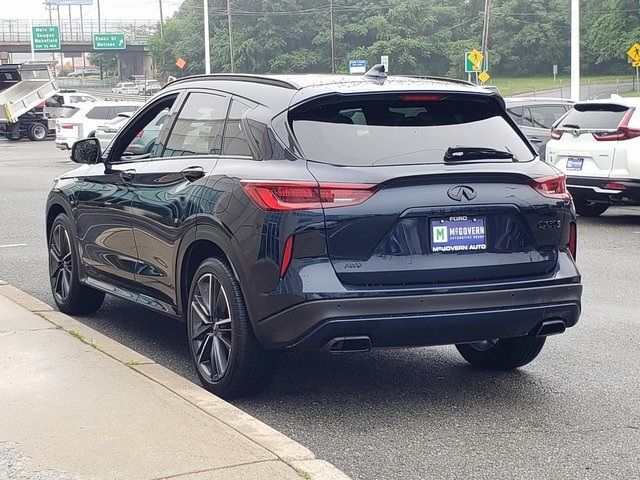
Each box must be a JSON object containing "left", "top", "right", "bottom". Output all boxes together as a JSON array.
[
  {"left": 61, "top": 123, "right": 74, "bottom": 129},
  {"left": 280, "top": 236, "right": 295, "bottom": 277},
  {"left": 529, "top": 174, "right": 571, "bottom": 200},
  {"left": 240, "top": 181, "right": 377, "bottom": 211},
  {"left": 602, "top": 182, "right": 627, "bottom": 190},
  {"left": 568, "top": 222, "right": 577, "bottom": 259},
  {"left": 550, "top": 128, "right": 563, "bottom": 140},
  {"left": 400, "top": 94, "right": 446, "bottom": 102},
  {"left": 593, "top": 108, "right": 640, "bottom": 141}
]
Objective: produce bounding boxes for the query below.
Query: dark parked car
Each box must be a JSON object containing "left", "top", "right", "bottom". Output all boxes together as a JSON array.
[
  {"left": 505, "top": 97, "right": 573, "bottom": 160},
  {"left": 46, "top": 73, "right": 582, "bottom": 398}
]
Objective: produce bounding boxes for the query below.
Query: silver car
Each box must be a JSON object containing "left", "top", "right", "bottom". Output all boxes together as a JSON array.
[{"left": 94, "top": 112, "right": 133, "bottom": 150}]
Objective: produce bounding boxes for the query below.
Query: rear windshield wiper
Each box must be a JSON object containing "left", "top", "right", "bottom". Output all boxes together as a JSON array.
[
  {"left": 444, "top": 147, "right": 518, "bottom": 162},
  {"left": 561, "top": 123, "right": 581, "bottom": 129}
]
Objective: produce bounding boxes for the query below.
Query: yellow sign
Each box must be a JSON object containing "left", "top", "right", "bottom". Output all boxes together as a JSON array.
[
  {"left": 468, "top": 49, "right": 484, "bottom": 68},
  {"left": 175, "top": 57, "right": 186, "bottom": 69},
  {"left": 627, "top": 43, "right": 640, "bottom": 62},
  {"left": 478, "top": 71, "right": 490, "bottom": 83},
  {"left": 633, "top": 61, "right": 640, "bottom": 68}
]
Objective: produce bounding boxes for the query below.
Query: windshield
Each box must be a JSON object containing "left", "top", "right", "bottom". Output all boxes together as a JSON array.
[{"left": 290, "top": 94, "right": 534, "bottom": 166}]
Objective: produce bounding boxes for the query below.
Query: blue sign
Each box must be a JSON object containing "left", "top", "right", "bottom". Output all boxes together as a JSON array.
[{"left": 349, "top": 59, "right": 367, "bottom": 74}]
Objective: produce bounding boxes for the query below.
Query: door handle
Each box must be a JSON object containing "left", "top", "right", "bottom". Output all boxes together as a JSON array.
[
  {"left": 120, "top": 169, "right": 136, "bottom": 182},
  {"left": 181, "top": 166, "right": 205, "bottom": 182}
]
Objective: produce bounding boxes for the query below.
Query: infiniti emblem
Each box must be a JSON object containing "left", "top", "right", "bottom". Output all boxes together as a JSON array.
[{"left": 448, "top": 185, "right": 477, "bottom": 202}]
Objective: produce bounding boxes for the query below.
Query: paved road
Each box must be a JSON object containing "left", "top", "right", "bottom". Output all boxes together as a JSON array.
[{"left": 1, "top": 139, "right": 639, "bottom": 479}]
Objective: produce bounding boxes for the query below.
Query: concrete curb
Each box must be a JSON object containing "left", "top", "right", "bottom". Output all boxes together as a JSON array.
[{"left": 0, "top": 282, "right": 350, "bottom": 480}]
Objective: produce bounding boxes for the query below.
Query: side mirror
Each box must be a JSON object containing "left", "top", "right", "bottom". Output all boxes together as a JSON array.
[{"left": 71, "top": 137, "right": 102, "bottom": 164}]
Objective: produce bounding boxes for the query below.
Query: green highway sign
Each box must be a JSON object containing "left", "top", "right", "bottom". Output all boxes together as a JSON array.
[
  {"left": 93, "top": 33, "right": 126, "bottom": 50},
  {"left": 32, "top": 26, "right": 60, "bottom": 51}
]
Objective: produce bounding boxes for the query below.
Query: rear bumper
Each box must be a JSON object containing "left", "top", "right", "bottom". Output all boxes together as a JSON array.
[
  {"left": 567, "top": 176, "right": 640, "bottom": 204},
  {"left": 257, "top": 282, "right": 582, "bottom": 351}
]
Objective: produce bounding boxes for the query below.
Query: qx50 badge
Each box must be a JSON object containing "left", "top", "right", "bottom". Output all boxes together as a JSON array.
[{"left": 448, "top": 185, "right": 477, "bottom": 202}]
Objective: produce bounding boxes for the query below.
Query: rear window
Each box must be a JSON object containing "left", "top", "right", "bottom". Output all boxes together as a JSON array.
[
  {"left": 60, "top": 106, "right": 79, "bottom": 118},
  {"left": 561, "top": 104, "right": 629, "bottom": 129},
  {"left": 86, "top": 106, "right": 112, "bottom": 119},
  {"left": 290, "top": 94, "right": 534, "bottom": 166}
]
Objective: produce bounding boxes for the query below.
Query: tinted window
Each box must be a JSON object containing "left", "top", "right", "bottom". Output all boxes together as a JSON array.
[
  {"left": 561, "top": 104, "right": 628, "bottom": 129},
  {"left": 291, "top": 94, "right": 534, "bottom": 166},
  {"left": 507, "top": 106, "right": 524, "bottom": 125},
  {"left": 529, "top": 105, "right": 569, "bottom": 129},
  {"left": 164, "top": 93, "right": 229, "bottom": 157},
  {"left": 223, "top": 100, "right": 254, "bottom": 157},
  {"left": 113, "top": 105, "right": 139, "bottom": 115},
  {"left": 85, "top": 106, "right": 112, "bottom": 119},
  {"left": 60, "top": 106, "right": 79, "bottom": 118}
]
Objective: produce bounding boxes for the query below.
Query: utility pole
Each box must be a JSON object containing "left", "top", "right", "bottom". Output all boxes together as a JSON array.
[
  {"left": 158, "top": 0, "right": 164, "bottom": 39},
  {"left": 97, "top": 0, "right": 101, "bottom": 32},
  {"left": 481, "top": 0, "right": 491, "bottom": 72},
  {"left": 329, "top": 0, "right": 336, "bottom": 73},
  {"left": 226, "top": 0, "right": 235, "bottom": 72},
  {"left": 570, "top": 0, "right": 580, "bottom": 101},
  {"left": 204, "top": 0, "right": 211, "bottom": 74},
  {"left": 47, "top": 1, "right": 55, "bottom": 62}
]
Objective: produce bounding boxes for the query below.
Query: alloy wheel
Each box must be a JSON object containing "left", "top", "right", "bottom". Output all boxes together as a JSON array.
[
  {"left": 49, "top": 224, "right": 73, "bottom": 303},
  {"left": 190, "top": 273, "right": 233, "bottom": 382}
]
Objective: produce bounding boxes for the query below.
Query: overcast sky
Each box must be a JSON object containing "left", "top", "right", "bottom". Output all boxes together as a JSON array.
[{"left": 5, "top": 0, "right": 183, "bottom": 20}]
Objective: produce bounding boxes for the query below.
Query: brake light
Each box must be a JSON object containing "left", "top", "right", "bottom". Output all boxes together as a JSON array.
[
  {"left": 568, "top": 222, "right": 577, "bottom": 259},
  {"left": 240, "top": 181, "right": 377, "bottom": 211},
  {"left": 280, "top": 236, "right": 295, "bottom": 277},
  {"left": 400, "top": 94, "right": 445, "bottom": 102},
  {"left": 550, "top": 128, "right": 563, "bottom": 140},
  {"left": 61, "top": 123, "right": 75, "bottom": 129},
  {"left": 593, "top": 108, "right": 640, "bottom": 141},
  {"left": 529, "top": 175, "right": 571, "bottom": 200}
]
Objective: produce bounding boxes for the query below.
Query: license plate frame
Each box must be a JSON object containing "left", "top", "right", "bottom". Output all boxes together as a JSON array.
[
  {"left": 430, "top": 216, "right": 487, "bottom": 253},
  {"left": 566, "top": 157, "right": 584, "bottom": 171}
]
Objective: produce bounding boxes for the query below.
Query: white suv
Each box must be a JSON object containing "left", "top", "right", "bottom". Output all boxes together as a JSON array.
[
  {"left": 55, "top": 101, "right": 142, "bottom": 150},
  {"left": 546, "top": 97, "right": 640, "bottom": 216}
]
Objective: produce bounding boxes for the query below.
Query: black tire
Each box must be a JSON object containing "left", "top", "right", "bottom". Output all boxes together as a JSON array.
[
  {"left": 186, "top": 257, "right": 275, "bottom": 398},
  {"left": 4, "top": 132, "right": 20, "bottom": 141},
  {"left": 28, "top": 123, "right": 48, "bottom": 141},
  {"left": 48, "top": 213, "right": 105, "bottom": 315},
  {"left": 573, "top": 198, "right": 609, "bottom": 217},
  {"left": 456, "top": 335, "right": 546, "bottom": 370}
]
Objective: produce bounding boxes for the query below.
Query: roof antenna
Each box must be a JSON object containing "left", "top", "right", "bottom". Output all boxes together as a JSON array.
[{"left": 364, "top": 64, "right": 387, "bottom": 83}]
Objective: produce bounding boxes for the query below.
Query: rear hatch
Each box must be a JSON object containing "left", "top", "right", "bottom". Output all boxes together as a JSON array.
[
  {"left": 548, "top": 102, "right": 632, "bottom": 178},
  {"left": 290, "top": 92, "right": 570, "bottom": 287}
]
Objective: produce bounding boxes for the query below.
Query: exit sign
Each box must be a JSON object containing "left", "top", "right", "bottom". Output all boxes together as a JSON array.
[
  {"left": 93, "top": 33, "right": 126, "bottom": 50},
  {"left": 32, "top": 26, "right": 60, "bottom": 51}
]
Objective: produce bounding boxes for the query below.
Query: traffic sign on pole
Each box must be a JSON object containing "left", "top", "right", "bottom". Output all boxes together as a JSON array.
[
  {"left": 92, "top": 33, "right": 126, "bottom": 50},
  {"left": 32, "top": 26, "right": 61, "bottom": 51},
  {"left": 465, "top": 50, "right": 486, "bottom": 73},
  {"left": 627, "top": 43, "right": 640, "bottom": 63}
]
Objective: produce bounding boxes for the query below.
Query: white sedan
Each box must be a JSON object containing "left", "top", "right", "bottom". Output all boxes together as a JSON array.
[{"left": 94, "top": 112, "right": 134, "bottom": 151}]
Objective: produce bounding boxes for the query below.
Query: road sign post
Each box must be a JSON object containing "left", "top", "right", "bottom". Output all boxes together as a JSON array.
[
  {"left": 380, "top": 55, "right": 389, "bottom": 74},
  {"left": 92, "top": 33, "right": 126, "bottom": 50},
  {"left": 31, "top": 25, "right": 61, "bottom": 52}
]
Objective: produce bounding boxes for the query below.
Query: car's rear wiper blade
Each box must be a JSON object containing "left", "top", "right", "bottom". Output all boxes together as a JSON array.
[
  {"left": 561, "top": 123, "right": 581, "bottom": 129},
  {"left": 444, "top": 147, "right": 518, "bottom": 162}
]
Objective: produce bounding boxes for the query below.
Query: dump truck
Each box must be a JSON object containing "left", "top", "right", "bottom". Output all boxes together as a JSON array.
[{"left": 0, "top": 62, "right": 58, "bottom": 141}]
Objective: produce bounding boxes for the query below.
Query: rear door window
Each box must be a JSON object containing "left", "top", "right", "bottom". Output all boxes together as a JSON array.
[
  {"left": 60, "top": 106, "right": 79, "bottom": 118},
  {"left": 86, "top": 106, "right": 112, "bottom": 119},
  {"left": 290, "top": 94, "right": 534, "bottom": 166},
  {"left": 163, "top": 92, "right": 229, "bottom": 157},
  {"left": 560, "top": 104, "right": 629, "bottom": 129},
  {"left": 529, "top": 105, "right": 570, "bottom": 129},
  {"left": 223, "top": 99, "right": 254, "bottom": 157}
]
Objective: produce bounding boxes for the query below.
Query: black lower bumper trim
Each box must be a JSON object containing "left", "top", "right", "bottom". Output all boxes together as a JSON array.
[
  {"left": 285, "top": 303, "right": 580, "bottom": 352},
  {"left": 257, "top": 283, "right": 582, "bottom": 350}
]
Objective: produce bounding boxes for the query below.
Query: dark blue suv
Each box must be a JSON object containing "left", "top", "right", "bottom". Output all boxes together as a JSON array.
[{"left": 46, "top": 72, "right": 582, "bottom": 397}]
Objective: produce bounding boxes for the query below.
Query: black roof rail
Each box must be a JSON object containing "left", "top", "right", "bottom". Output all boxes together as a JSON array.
[
  {"left": 397, "top": 75, "right": 477, "bottom": 87},
  {"left": 161, "top": 74, "right": 298, "bottom": 91}
]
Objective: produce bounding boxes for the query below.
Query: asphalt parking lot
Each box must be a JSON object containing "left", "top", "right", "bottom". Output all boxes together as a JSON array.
[{"left": 1, "top": 139, "right": 639, "bottom": 479}]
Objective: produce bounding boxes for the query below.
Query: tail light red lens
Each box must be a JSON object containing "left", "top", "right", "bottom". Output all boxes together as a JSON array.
[
  {"left": 280, "top": 236, "right": 295, "bottom": 277},
  {"left": 550, "top": 128, "right": 563, "bottom": 140},
  {"left": 602, "top": 182, "right": 627, "bottom": 190},
  {"left": 568, "top": 222, "right": 577, "bottom": 259},
  {"left": 529, "top": 174, "right": 571, "bottom": 200},
  {"left": 61, "top": 124, "right": 75, "bottom": 129},
  {"left": 400, "top": 94, "right": 446, "bottom": 102},
  {"left": 593, "top": 108, "right": 640, "bottom": 141},
  {"left": 240, "top": 181, "right": 377, "bottom": 211}
]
